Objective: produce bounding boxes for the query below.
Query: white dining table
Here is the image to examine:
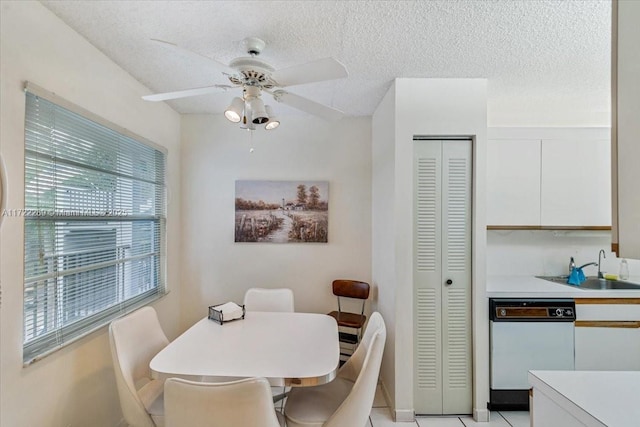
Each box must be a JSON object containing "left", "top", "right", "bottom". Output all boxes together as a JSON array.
[{"left": 150, "top": 311, "right": 340, "bottom": 387}]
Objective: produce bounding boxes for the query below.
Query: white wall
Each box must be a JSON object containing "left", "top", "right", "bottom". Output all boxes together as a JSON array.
[
  {"left": 487, "top": 231, "right": 613, "bottom": 277},
  {"left": 179, "top": 115, "right": 372, "bottom": 328},
  {"left": 372, "top": 78, "right": 488, "bottom": 421},
  {"left": 0, "top": 3, "right": 182, "bottom": 426},
  {"left": 371, "top": 82, "right": 397, "bottom": 411}
]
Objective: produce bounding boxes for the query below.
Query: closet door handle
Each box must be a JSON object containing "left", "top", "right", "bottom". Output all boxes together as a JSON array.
[{"left": 445, "top": 279, "right": 453, "bottom": 286}]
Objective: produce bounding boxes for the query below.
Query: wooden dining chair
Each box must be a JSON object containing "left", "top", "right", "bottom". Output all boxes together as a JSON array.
[
  {"left": 165, "top": 377, "right": 285, "bottom": 427},
  {"left": 109, "top": 306, "right": 169, "bottom": 427},
  {"left": 327, "top": 279, "right": 370, "bottom": 361}
]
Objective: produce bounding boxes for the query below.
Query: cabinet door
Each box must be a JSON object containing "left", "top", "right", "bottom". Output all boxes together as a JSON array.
[
  {"left": 541, "top": 139, "right": 611, "bottom": 226},
  {"left": 575, "top": 301, "right": 640, "bottom": 370},
  {"left": 531, "top": 387, "right": 596, "bottom": 427},
  {"left": 487, "top": 139, "right": 541, "bottom": 226},
  {"left": 574, "top": 322, "right": 640, "bottom": 370}
]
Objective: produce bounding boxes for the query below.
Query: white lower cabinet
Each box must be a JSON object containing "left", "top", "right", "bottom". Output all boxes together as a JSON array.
[
  {"left": 529, "top": 371, "right": 640, "bottom": 427},
  {"left": 575, "top": 323, "right": 640, "bottom": 370},
  {"left": 531, "top": 388, "right": 590, "bottom": 427},
  {"left": 574, "top": 299, "right": 640, "bottom": 371}
]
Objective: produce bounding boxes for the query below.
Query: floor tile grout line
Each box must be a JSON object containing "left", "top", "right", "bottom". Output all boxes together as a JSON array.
[
  {"left": 371, "top": 408, "right": 535, "bottom": 427},
  {"left": 368, "top": 409, "right": 422, "bottom": 427},
  {"left": 498, "top": 411, "right": 514, "bottom": 427}
]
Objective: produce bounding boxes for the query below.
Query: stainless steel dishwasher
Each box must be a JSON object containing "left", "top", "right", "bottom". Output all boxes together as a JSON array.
[{"left": 489, "top": 298, "right": 575, "bottom": 410}]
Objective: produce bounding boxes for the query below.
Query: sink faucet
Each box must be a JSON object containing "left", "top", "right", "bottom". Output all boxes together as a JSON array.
[
  {"left": 578, "top": 262, "right": 598, "bottom": 270},
  {"left": 598, "top": 249, "right": 606, "bottom": 278}
]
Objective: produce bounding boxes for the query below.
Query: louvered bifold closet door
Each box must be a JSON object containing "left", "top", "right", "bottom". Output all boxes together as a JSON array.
[
  {"left": 440, "top": 141, "right": 472, "bottom": 414},
  {"left": 413, "top": 139, "right": 472, "bottom": 415},
  {"left": 413, "top": 141, "right": 444, "bottom": 414}
]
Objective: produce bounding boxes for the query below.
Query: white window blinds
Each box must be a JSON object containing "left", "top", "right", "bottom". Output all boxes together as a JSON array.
[{"left": 23, "top": 90, "right": 167, "bottom": 363}]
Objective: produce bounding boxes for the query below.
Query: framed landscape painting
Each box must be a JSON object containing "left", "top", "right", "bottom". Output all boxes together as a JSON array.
[{"left": 235, "top": 180, "right": 329, "bottom": 243}]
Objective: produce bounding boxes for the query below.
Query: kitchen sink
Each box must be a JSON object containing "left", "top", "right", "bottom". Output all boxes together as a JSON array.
[{"left": 536, "top": 275, "right": 640, "bottom": 290}]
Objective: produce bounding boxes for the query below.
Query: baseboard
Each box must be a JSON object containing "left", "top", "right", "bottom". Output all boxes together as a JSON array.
[
  {"left": 379, "top": 380, "right": 415, "bottom": 422},
  {"left": 394, "top": 409, "right": 415, "bottom": 422},
  {"left": 473, "top": 408, "right": 490, "bottom": 422}
]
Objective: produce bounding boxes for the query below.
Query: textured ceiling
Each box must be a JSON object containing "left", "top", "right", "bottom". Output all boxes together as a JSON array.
[{"left": 40, "top": 0, "right": 611, "bottom": 123}]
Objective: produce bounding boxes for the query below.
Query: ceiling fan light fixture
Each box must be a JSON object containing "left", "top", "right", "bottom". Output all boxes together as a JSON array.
[
  {"left": 265, "top": 120, "right": 280, "bottom": 130},
  {"left": 239, "top": 106, "right": 256, "bottom": 130},
  {"left": 249, "top": 97, "right": 269, "bottom": 124},
  {"left": 224, "top": 97, "right": 244, "bottom": 123},
  {"left": 264, "top": 105, "right": 280, "bottom": 130}
]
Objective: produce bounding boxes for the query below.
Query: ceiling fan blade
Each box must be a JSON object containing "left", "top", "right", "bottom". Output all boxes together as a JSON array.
[
  {"left": 269, "top": 90, "right": 345, "bottom": 121},
  {"left": 150, "top": 38, "right": 235, "bottom": 74},
  {"left": 142, "top": 85, "right": 231, "bottom": 102},
  {"left": 271, "top": 57, "right": 348, "bottom": 87}
]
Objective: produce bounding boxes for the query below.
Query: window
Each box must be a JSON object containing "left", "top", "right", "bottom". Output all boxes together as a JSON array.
[{"left": 23, "top": 87, "right": 167, "bottom": 363}]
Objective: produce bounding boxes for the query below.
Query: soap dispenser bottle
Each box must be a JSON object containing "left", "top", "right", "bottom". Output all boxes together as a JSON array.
[
  {"left": 619, "top": 259, "right": 629, "bottom": 280},
  {"left": 569, "top": 256, "right": 576, "bottom": 274}
]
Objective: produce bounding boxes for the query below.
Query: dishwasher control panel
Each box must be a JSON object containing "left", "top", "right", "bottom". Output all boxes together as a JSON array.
[{"left": 490, "top": 299, "right": 575, "bottom": 322}]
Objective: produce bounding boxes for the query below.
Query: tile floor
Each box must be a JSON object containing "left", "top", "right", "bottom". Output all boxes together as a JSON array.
[{"left": 366, "top": 385, "right": 530, "bottom": 427}]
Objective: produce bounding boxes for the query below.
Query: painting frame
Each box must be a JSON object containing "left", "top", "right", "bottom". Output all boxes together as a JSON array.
[{"left": 235, "top": 180, "right": 329, "bottom": 243}]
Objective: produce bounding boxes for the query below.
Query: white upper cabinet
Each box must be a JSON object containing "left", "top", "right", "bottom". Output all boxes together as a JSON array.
[
  {"left": 541, "top": 139, "right": 611, "bottom": 226},
  {"left": 487, "top": 139, "right": 541, "bottom": 226},
  {"left": 487, "top": 128, "right": 611, "bottom": 228}
]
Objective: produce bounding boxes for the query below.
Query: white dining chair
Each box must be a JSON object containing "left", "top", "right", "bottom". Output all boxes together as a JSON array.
[
  {"left": 243, "top": 287, "right": 295, "bottom": 407},
  {"left": 109, "top": 306, "right": 169, "bottom": 427},
  {"left": 284, "top": 311, "right": 386, "bottom": 427},
  {"left": 243, "top": 287, "right": 295, "bottom": 313},
  {"left": 164, "top": 377, "right": 286, "bottom": 427}
]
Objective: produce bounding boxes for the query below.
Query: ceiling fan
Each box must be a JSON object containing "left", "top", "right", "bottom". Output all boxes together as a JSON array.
[{"left": 142, "top": 37, "right": 348, "bottom": 129}]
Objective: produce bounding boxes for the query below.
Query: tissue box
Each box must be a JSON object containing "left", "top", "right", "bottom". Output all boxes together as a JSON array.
[{"left": 208, "top": 303, "right": 245, "bottom": 325}]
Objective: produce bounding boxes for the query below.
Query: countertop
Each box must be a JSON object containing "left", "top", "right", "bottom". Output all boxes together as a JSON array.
[
  {"left": 487, "top": 275, "right": 640, "bottom": 299},
  {"left": 528, "top": 370, "right": 640, "bottom": 427}
]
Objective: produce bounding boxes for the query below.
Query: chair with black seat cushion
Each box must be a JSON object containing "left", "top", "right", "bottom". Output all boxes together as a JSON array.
[
  {"left": 284, "top": 311, "right": 386, "bottom": 427},
  {"left": 327, "top": 279, "right": 370, "bottom": 361},
  {"left": 165, "top": 377, "right": 285, "bottom": 427},
  {"left": 109, "top": 306, "right": 169, "bottom": 427}
]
